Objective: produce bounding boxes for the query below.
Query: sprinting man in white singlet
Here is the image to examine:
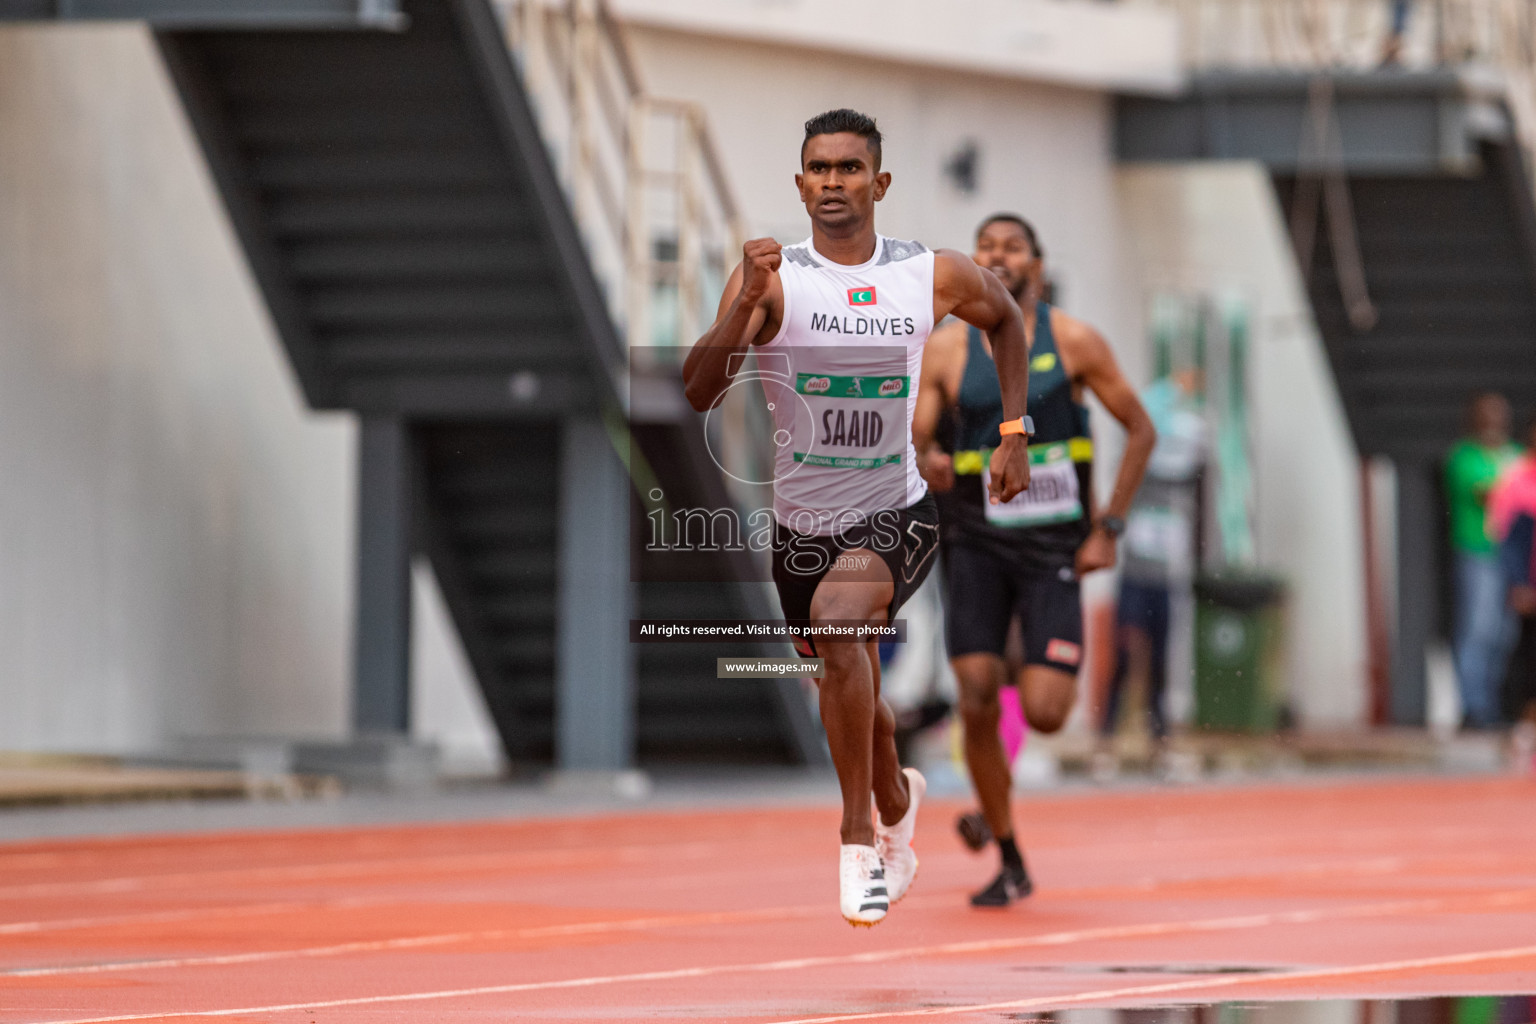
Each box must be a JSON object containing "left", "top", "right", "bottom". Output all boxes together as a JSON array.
[{"left": 683, "top": 109, "right": 1035, "bottom": 927}]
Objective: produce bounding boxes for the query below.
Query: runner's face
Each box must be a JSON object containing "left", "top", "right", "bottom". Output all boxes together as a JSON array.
[
  {"left": 797, "top": 133, "right": 889, "bottom": 233},
  {"left": 973, "top": 221, "right": 1038, "bottom": 301}
]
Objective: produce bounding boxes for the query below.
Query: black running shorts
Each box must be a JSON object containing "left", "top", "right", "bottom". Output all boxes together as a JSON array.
[
  {"left": 771, "top": 493, "right": 940, "bottom": 658},
  {"left": 942, "top": 540, "right": 1083, "bottom": 673}
]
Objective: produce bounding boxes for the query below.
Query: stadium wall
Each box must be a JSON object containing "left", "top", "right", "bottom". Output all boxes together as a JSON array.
[
  {"left": 0, "top": 25, "right": 500, "bottom": 766},
  {"left": 1117, "top": 163, "right": 1368, "bottom": 726}
]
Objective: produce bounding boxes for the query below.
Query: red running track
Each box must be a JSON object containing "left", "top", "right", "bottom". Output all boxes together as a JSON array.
[{"left": 1, "top": 775, "right": 1535, "bottom": 1023}]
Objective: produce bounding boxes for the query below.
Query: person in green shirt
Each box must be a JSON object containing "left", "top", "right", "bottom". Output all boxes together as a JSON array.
[{"left": 1444, "top": 392, "right": 1523, "bottom": 728}]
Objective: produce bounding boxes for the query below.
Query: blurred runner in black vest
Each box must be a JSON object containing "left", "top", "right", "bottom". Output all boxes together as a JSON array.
[{"left": 914, "top": 214, "right": 1155, "bottom": 907}]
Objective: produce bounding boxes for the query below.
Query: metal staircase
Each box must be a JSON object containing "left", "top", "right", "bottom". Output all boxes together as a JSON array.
[
  {"left": 157, "top": 0, "right": 624, "bottom": 414},
  {"left": 1275, "top": 144, "right": 1536, "bottom": 456},
  {"left": 0, "top": 0, "right": 820, "bottom": 767}
]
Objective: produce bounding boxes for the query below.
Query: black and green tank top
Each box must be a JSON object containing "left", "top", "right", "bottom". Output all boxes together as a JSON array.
[{"left": 941, "top": 302, "right": 1092, "bottom": 570}]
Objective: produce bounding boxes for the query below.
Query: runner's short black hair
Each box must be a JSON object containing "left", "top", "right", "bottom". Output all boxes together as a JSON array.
[
  {"left": 977, "top": 213, "right": 1044, "bottom": 261},
  {"left": 802, "top": 109, "right": 883, "bottom": 169}
]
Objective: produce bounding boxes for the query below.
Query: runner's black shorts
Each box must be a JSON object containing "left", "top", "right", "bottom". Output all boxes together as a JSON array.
[
  {"left": 771, "top": 493, "right": 940, "bottom": 659},
  {"left": 942, "top": 539, "right": 1083, "bottom": 673}
]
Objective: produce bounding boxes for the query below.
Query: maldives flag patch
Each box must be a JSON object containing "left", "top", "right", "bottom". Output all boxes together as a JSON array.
[{"left": 847, "top": 286, "right": 877, "bottom": 307}]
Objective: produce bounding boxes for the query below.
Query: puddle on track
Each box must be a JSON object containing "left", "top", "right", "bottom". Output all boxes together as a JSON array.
[{"left": 1001, "top": 997, "right": 1536, "bottom": 1024}]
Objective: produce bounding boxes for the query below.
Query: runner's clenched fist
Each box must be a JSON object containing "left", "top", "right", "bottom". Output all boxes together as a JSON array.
[{"left": 739, "top": 238, "right": 783, "bottom": 303}]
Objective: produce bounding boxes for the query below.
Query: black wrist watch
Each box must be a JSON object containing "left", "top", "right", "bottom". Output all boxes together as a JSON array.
[{"left": 1096, "top": 515, "right": 1126, "bottom": 538}]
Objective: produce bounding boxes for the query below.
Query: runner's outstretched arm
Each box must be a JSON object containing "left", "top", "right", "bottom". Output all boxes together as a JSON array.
[
  {"left": 932, "top": 249, "right": 1031, "bottom": 503},
  {"left": 1059, "top": 319, "right": 1156, "bottom": 574},
  {"left": 912, "top": 321, "right": 964, "bottom": 493},
  {"left": 683, "top": 239, "right": 782, "bottom": 412}
]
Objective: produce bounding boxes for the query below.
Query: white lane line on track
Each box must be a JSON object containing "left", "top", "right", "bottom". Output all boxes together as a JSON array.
[
  {"left": 9, "top": 859, "right": 1529, "bottom": 978},
  {"left": 0, "top": 900, "right": 374, "bottom": 937},
  {"left": 2, "top": 813, "right": 1518, "bottom": 896},
  {"left": 760, "top": 943, "right": 1536, "bottom": 1023},
  {"left": 0, "top": 840, "right": 722, "bottom": 901},
  {"left": 0, "top": 903, "right": 832, "bottom": 978},
  {"left": 10, "top": 882, "right": 1536, "bottom": 981},
  {"left": 6, "top": 811, "right": 1528, "bottom": 913},
  {"left": 20, "top": 888, "right": 1536, "bottom": 1023},
  {"left": 0, "top": 839, "right": 1468, "bottom": 938}
]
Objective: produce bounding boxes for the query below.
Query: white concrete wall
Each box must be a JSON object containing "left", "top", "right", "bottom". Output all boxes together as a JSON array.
[
  {"left": 609, "top": 0, "right": 1182, "bottom": 96},
  {"left": 0, "top": 24, "right": 494, "bottom": 760},
  {"left": 0, "top": 24, "right": 356, "bottom": 751},
  {"left": 624, "top": 26, "right": 1143, "bottom": 362},
  {"left": 411, "top": 561, "right": 506, "bottom": 776},
  {"left": 1117, "top": 163, "right": 1368, "bottom": 726}
]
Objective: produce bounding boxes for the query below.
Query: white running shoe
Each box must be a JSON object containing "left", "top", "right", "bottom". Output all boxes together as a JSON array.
[
  {"left": 839, "top": 844, "right": 889, "bottom": 926},
  {"left": 873, "top": 767, "right": 925, "bottom": 903}
]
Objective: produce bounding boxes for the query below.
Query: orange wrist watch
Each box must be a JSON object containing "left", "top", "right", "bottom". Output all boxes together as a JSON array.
[{"left": 998, "top": 415, "right": 1035, "bottom": 438}]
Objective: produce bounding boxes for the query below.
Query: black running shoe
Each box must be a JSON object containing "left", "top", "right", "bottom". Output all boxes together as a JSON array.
[
  {"left": 956, "top": 811, "right": 992, "bottom": 852},
  {"left": 968, "top": 862, "right": 1033, "bottom": 908}
]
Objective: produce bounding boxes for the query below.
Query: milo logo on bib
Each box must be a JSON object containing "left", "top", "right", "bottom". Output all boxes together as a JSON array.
[
  {"left": 802, "top": 376, "right": 832, "bottom": 394},
  {"left": 796, "top": 374, "right": 909, "bottom": 399}
]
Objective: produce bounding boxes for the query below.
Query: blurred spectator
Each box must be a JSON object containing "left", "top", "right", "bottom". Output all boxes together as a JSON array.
[
  {"left": 1380, "top": 0, "right": 1412, "bottom": 66},
  {"left": 1097, "top": 369, "right": 1205, "bottom": 771},
  {"left": 1488, "top": 416, "right": 1536, "bottom": 763},
  {"left": 1444, "top": 393, "right": 1522, "bottom": 729}
]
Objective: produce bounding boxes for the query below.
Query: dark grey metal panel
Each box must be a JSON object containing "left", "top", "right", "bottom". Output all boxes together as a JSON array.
[
  {"left": 1117, "top": 70, "right": 1508, "bottom": 173},
  {"left": 156, "top": 0, "right": 608, "bottom": 416},
  {"left": 416, "top": 421, "right": 563, "bottom": 765},
  {"left": 354, "top": 416, "right": 414, "bottom": 734},
  {"left": 265, "top": 194, "right": 537, "bottom": 239},
  {"left": 1487, "top": 126, "right": 1536, "bottom": 313},
  {"left": 0, "top": 0, "right": 401, "bottom": 27},
  {"left": 1275, "top": 142, "right": 1536, "bottom": 462},
  {"left": 156, "top": 36, "right": 338, "bottom": 407},
  {"left": 338, "top": 371, "right": 598, "bottom": 416},
  {"left": 446, "top": 0, "right": 627, "bottom": 408},
  {"left": 410, "top": 437, "right": 520, "bottom": 760},
  {"left": 1391, "top": 460, "right": 1438, "bottom": 725},
  {"left": 327, "top": 333, "right": 576, "bottom": 372},
  {"left": 556, "top": 417, "right": 637, "bottom": 770}
]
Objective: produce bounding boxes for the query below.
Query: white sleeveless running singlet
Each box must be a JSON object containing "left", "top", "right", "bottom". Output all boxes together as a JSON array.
[{"left": 757, "top": 235, "right": 935, "bottom": 534}]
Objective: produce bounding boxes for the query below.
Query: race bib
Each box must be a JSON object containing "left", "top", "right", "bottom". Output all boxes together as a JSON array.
[
  {"left": 981, "top": 444, "right": 1082, "bottom": 528},
  {"left": 792, "top": 372, "right": 907, "bottom": 469}
]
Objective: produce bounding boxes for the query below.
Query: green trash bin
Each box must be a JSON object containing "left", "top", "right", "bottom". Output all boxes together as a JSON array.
[{"left": 1193, "top": 574, "right": 1287, "bottom": 732}]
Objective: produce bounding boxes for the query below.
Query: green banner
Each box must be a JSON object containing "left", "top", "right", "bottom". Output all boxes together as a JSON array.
[
  {"left": 795, "top": 374, "right": 909, "bottom": 399},
  {"left": 951, "top": 437, "right": 1093, "bottom": 476},
  {"left": 793, "top": 452, "right": 903, "bottom": 469}
]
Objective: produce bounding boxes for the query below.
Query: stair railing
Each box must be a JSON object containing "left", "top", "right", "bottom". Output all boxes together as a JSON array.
[
  {"left": 493, "top": 0, "right": 776, "bottom": 565},
  {"left": 491, "top": 0, "right": 748, "bottom": 362},
  {"left": 1146, "top": 0, "right": 1536, "bottom": 163},
  {"left": 1153, "top": 0, "right": 1533, "bottom": 72}
]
